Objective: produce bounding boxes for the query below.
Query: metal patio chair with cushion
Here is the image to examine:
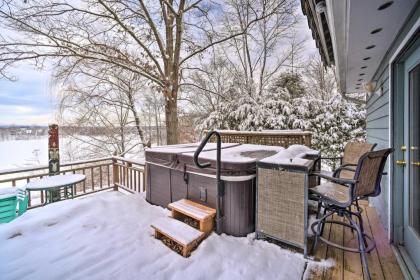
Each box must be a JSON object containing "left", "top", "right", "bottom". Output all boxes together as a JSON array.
[
  {"left": 315, "top": 141, "right": 377, "bottom": 179},
  {"left": 311, "top": 142, "right": 377, "bottom": 217},
  {"left": 310, "top": 148, "right": 393, "bottom": 280}
]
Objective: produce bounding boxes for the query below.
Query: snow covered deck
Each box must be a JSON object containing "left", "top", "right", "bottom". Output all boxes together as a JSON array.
[
  {"left": 0, "top": 191, "right": 329, "bottom": 280},
  {"left": 0, "top": 191, "right": 403, "bottom": 280}
]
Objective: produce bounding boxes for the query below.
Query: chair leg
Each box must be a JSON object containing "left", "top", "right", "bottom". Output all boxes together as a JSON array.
[
  {"left": 320, "top": 206, "right": 327, "bottom": 236},
  {"left": 345, "top": 212, "right": 371, "bottom": 280},
  {"left": 352, "top": 209, "right": 369, "bottom": 249},
  {"left": 315, "top": 201, "right": 327, "bottom": 237},
  {"left": 311, "top": 210, "right": 334, "bottom": 256},
  {"left": 316, "top": 200, "right": 322, "bottom": 219},
  {"left": 311, "top": 219, "right": 322, "bottom": 256}
]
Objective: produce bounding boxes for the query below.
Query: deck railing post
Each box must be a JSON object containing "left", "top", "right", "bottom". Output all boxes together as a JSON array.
[
  {"left": 112, "top": 156, "right": 119, "bottom": 191},
  {"left": 142, "top": 166, "right": 147, "bottom": 192},
  {"left": 127, "top": 162, "right": 132, "bottom": 190}
]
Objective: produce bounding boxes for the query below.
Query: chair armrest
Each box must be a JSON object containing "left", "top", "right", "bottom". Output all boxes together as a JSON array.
[
  {"left": 310, "top": 171, "right": 357, "bottom": 185},
  {"left": 313, "top": 156, "right": 343, "bottom": 168},
  {"left": 320, "top": 156, "right": 343, "bottom": 160},
  {"left": 341, "top": 163, "right": 357, "bottom": 168}
]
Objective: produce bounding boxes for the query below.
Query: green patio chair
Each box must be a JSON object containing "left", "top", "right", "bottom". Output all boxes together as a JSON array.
[
  {"left": 17, "top": 189, "right": 29, "bottom": 216},
  {"left": 0, "top": 188, "right": 29, "bottom": 223},
  {"left": 0, "top": 195, "right": 18, "bottom": 223}
]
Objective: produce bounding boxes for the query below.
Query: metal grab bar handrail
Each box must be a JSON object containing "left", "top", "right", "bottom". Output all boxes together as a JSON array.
[{"left": 193, "top": 130, "right": 224, "bottom": 234}]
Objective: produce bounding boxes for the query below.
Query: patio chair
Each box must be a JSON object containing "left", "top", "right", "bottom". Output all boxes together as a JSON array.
[
  {"left": 0, "top": 195, "right": 18, "bottom": 223},
  {"left": 0, "top": 188, "right": 28, "bottom": 223},
  {"left": 316, "top": 142, "right": 377, "bottom": 179},
  {"left": 310, "top": 148, "right": 393, "bottom": 280},
  {"left": 311, "top": 142, "right": 377, "bottom": 216},
  {"left": 17, "top": 188, "right": 29, "bottom": 216}
]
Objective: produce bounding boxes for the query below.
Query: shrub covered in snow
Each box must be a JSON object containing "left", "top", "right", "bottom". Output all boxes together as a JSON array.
[{"left": 198, "top": 88, "right": 365, "bottom": 168}]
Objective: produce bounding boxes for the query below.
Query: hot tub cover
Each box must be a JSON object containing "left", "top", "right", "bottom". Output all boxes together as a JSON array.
[{"left": 146, "top": 143, "right": 319, "bottom": 177}]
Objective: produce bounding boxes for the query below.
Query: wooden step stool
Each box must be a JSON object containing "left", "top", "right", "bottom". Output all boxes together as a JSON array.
[
  {"left": 151, "top": 217, "right": 204, "bottom": 257},
  {"left": 168, "top": 199, "right": 216, "bottom": 236}
]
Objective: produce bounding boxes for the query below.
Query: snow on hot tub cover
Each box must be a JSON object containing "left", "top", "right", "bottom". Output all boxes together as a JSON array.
[
  {"left": 181, "top": 144, "right": 285, "bottom": 164},
  {"left": 145, "top": 142, "right": 239, "bottom": 154},
  {"left": 258, "top": 145, "right": 319, "bottom": 167},
  {"left": 146, "top": 143, "right": 319, "bottom": 176},
  {"left": 181, "top": 144, "right": 318, "bottom": 164}
]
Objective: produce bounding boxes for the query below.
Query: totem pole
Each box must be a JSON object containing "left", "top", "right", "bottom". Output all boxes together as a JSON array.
[
  {"left": 48, "top": 124, "right": 60, "bottom": 175},
  {"left": 48, "top": 124, "right": 60, "bottom": 201}
]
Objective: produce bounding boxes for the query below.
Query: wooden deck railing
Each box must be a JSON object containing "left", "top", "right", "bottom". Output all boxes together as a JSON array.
[
  {"left": 112, "top": 156, "right": 146, "bottom": 194},
  {"left": 0, "top": 157, "right": 146, "bottom": 209},
  {"left": 205, "top": 130, "right": 312, "bottom": 148}
]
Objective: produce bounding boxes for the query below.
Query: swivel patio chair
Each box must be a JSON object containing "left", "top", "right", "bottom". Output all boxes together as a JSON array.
[
  {"left": 315, "top": 141, "right": 377, "bottom": 179},
  {"left": 310, "top": 148, "right": 393, "bottom": 280},
  {"left": 311, "top": 142, "right": 377, "bottom": 216}
]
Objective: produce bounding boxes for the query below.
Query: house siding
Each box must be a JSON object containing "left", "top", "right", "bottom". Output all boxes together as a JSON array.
[
  {"left": 367, "top": 66, "right": 390, "bottom": 232},
  {"left": 366, "top": 4, "right": 420, "bottom": 232}
]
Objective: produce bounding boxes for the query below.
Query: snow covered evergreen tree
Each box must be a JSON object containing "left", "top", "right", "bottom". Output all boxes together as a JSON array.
[{"left": 198, "top": 80, "right": 366, "bottom": 167}]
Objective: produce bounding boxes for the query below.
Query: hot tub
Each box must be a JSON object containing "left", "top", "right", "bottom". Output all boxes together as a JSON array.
[{"left": 145, "top": 143, "right": 318, "bottom": 237}]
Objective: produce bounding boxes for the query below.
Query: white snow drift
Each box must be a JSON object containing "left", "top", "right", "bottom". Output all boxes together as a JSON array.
[{"left": 0, "top": 191, "right": 331, "bottom": 280}]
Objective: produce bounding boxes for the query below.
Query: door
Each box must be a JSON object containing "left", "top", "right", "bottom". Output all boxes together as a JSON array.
[{"left": 402, "top": 46, "right": 420, "bottom": 271}]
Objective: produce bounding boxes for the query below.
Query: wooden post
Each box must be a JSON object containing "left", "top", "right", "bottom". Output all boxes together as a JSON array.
[
  {"left": 127, "top": 162, "right": 132, "bottom": 190},
  {"left": 48, "top": 124, "right": 60, "bottom": 175},
  {"left": 112, "top": 153, "right": 119, "bottom": 191},
  {"left": 48, "top": 124, "right": 60, "bottom": 202},
  {"left": 305, "top": 133, "right": 312, "bottom": 148},
  {"left": 142, "top": 165, "right": 147, "bottom": 192}
]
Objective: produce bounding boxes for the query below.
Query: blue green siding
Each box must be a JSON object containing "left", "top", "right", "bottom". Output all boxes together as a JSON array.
[
  {"left": 367, "top": 66, "right": 390, "bottom": 231},
  {"left": 366, "top": 4, "right": 420, "bottom": 232}
]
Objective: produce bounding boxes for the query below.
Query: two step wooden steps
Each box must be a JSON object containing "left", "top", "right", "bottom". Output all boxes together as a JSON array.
[{"left": 151, "top": 199, "right": 216, "bottom": 257}]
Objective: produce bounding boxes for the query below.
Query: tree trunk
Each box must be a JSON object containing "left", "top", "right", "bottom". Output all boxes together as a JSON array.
[
  {"left": 165, "top": 97, "right": 178, "bottom": 144},
  {"left": 154, "top": 104, "right": 160, "bottom": 146},
  {"left": 126, "top": 89, "right": 146, "bottom": 146}
]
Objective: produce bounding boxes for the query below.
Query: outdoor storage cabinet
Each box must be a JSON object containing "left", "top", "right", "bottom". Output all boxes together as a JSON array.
[
  {"left": 257, "top": 169, "right": 306, "bottom": 246},
  {"left": 256, "top": 154, "right": 319, "bottom": 256}
]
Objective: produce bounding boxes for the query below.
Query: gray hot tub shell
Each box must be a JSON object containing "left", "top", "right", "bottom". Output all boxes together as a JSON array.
[{"left": 145, "top": 143, "right": 319, "bottom": 237}]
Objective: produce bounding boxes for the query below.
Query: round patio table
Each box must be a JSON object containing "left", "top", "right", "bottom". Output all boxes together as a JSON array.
[{"left": 25, "top": 174, "right": 86, "bottom": 204}]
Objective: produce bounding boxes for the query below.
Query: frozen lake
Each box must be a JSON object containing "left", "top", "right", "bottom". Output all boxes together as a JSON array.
[
  {"left": 0, "top": 136, "right": 145, "bottom": 171},
  {"left": 0, "top": 137, "right": 48, "bottom": 170}
]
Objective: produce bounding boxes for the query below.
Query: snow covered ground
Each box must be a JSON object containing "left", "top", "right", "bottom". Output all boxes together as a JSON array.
[
  {"left": 0, "top": 137, "right": 48, "bottom": 169},
  {"left": 0, "top": 191, "right": 331, "bottom": 280},
  {"left": 0, "top": 136, "right": 145, "bottom": 170}
]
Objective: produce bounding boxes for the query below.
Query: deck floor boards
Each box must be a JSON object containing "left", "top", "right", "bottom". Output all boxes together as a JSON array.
[{"left": 306, "top": 202, "right": 403, "bottom": 280}]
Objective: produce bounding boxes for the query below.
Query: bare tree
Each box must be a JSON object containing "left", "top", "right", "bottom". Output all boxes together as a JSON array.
[
  {"left": 57, "top": 64, "right": 147, "bottom": 157},
  {"left": 140, "top": 90, "right": 165, "bottom": 145},
  {"left": 181, "top": 52, "right": 237, "bottom": 118},
  {"left": 0, "top": 0, "right": 288, "bottom": 144},
  {"left": 181, "top": 0, "right": 302, "bottom": 129},
  {"left": 303, "top": 55, "right": 337, "bottom": 101},
  {"left": 220, "top": 0, "right": 300, "bottom": 96}
]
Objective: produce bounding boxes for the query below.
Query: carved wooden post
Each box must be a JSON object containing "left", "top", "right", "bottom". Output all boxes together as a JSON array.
[
  {"left": 48, "top": 124, "right": 60, "bottom": 175},
  {"left": 48, "top": 124, "right": 60, "bottom": 202}
]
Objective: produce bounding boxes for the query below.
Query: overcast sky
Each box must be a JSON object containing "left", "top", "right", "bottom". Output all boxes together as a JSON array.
[
  {"left": 0, "top": 6, "right": 317, "bottom": 126},
  {"left": 0, "top": 65, "right": 57, "bottom": 126}
]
